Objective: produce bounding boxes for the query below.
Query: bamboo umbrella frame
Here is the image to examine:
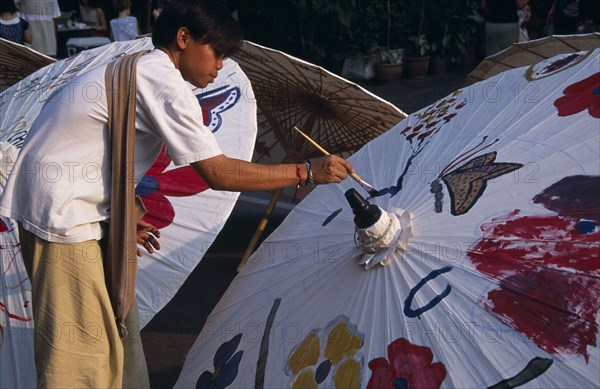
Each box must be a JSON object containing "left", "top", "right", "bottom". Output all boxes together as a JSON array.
[
  {"left": 0, "top": 38, "right": 55, "bottom": 93},
  {"left": 466, "top": 33, "right": 600, "bottom": 85},
  {"left": 232, "top": 41, "right": 407, "bottom": 270}
]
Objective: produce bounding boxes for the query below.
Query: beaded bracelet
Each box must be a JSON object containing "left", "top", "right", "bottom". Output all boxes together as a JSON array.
[{"left": 305, "top": 159, "right": 314, "bottom": 185}]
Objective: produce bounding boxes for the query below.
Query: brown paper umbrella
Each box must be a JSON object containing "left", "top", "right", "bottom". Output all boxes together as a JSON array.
[
  {"left": 0, "top": 38, "right": 55, "bottom": 93},
  {"left": 231, "top": 40, "right": 407, "bottom": 270},
  {"left": 466, "top": 33, "right": 600, "bottom": 85}
]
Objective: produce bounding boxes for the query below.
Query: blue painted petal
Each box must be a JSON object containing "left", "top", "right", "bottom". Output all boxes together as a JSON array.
[
  {"left": 214, "top": 350, "right": 243, "bottom": 388},
  {"left": 135, "top": 176, "right": 159, "bottom": 197},
  {"left": 214, "top": 334, "right": 242, "bottom": 369},
  {"left": 577, "top": 220, "right": 598, "bottom": 234},
  {"left": 315, "top": 360, "right": 332, "bottom": 384},
  {"left": 592, "top": 86, "right": 600, "bottom": 96},
  {"left": 393, "top": 377, "right": 408, "bottom": 389},
  {"left": 196, "top": 371, "right": 216, "bottom": 389}
]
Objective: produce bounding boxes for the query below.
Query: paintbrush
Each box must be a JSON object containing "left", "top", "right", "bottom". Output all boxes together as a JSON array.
[{"left": 293, "top": 126, "right": 378, "bottom": 197}]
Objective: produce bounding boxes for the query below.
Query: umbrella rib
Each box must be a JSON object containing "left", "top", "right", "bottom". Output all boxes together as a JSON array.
[{"left": 553, "top": 36, "right": 584, "bottom": 52}]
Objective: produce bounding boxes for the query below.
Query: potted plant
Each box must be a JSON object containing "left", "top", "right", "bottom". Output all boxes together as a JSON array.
[
  {"left": 403, "top": 0, "right": 430, "bottom": 78},
  {"left": 372, "top": 0, "right": 407, "bottom": 82},
  {"left": 375, "top": 47, "right": 404, "bottom": 82},
  {"left": 427, "top": 0, "right": 485, "bottom": 74}
]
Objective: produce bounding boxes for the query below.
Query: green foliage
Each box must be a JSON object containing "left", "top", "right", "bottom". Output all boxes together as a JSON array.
[
  {"left": 377, "top": 47, "right": 404, "bottom": 64},
  {"left": 418, "top": 0, "right": 484, "bottom": 61},
  {"left": 225, "top": 0, "right": 361, "bottom": 67},
  {"left": 224, "top": 0, "right": 485, "bottom": 70},
  {"left": 408, "top": 34, "right": 430, "bottom": 57}
]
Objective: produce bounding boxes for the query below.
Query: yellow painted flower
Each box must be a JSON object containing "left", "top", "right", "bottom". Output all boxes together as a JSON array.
[
  {"left": 286, "top": 316, "right": 364, "bottom": 388},
  {"left": 288, "top": 331, "right": 320, "bottom": 375}
]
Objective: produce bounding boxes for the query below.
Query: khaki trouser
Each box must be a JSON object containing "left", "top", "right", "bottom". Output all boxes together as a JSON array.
[{"left": 19, "top": 225, "right": 149, "bottom": 389}]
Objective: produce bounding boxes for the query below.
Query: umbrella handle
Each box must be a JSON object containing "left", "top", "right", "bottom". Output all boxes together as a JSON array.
[{"left": 237, "top": 188, "right": 283, "bottom": 272}]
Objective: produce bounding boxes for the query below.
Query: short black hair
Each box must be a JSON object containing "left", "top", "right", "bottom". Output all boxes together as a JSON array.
[
  {"left": 0, "top": 0, "right": 18, "bottom": 14},
  {"left": 152, "top": 0, "right": 243, "bottom": 57},
  {"left": 112, "top": 0, "right": 131, "bottom": 12}
]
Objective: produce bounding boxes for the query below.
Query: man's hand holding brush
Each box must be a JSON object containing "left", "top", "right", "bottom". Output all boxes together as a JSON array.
[{"left": 301, "top": 155, "right": 354, "bottom": 184}]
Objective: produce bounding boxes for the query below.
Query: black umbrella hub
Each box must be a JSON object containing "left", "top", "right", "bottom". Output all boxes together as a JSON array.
[
  {"left": 345, "top": 189, "right": 381, "bottom": 228},
  {"left": 344, "top": 189, "right": 412, "bottom": 270}
]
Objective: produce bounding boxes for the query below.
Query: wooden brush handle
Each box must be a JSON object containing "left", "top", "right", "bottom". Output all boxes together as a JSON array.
[{"left": 294, "top": 126, "right": 369, "bottom": 185}]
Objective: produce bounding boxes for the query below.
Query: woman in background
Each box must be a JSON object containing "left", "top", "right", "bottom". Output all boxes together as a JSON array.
[
  {"left": 110, "top": 0, "right": 139, "bottom": 41},
  {"left": 517, "top": 0, "right": 531, "bottom": 41},
  {"left": 79, "top": 0, "right": 107, "bottom": 36},
  {"left": 14, "top": 0, "right": 60, "bottom": 56}
]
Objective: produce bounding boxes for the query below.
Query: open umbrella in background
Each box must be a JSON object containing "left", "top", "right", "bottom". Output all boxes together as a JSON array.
[
  {"left": 0, "top": 38, "right": 55, "bottom": 93},
  {"left": 0, "top": 38, "right": 257, "bottom": 387},
  {"left": 231, "top": 41, "right": 407, "bottom": 269},
  {"left": 466, "top": 32, "right": 600, "bottom": 85},
  {"left": 175, "top": 48, "right": 600, "bottom": 388}
]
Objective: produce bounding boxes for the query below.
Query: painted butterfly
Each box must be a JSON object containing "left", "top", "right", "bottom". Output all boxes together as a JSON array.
[{"left": 431, "top": 152, "right": 523, "bottom": 216}]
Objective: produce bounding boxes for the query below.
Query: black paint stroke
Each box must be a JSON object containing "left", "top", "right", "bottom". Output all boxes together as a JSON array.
[
  {"left": 322, "top": 208, "right": 343, "bottom": 226},
  {"left": 255, "top": 298, "right": 282, "bottom": 389},
  {"left": 488, "top": 357, "right": 553, "bottom": 389}
]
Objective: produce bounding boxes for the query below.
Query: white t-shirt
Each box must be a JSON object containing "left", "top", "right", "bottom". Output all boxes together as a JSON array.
[{"left": 0, "top": 49, "right": 222, "bottom": 243}]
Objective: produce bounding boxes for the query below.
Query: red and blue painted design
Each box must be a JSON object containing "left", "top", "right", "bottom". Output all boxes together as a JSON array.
[{"left": 135, "top": 85, "right": 241, "bottom": 229}]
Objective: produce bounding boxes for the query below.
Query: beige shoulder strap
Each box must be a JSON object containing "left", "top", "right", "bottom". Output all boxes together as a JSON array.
[{"left": 104, "top": 50, "right": 147, "bottom": 337}]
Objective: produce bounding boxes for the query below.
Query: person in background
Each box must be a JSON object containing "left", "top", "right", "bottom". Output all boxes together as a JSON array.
[
  {"left": 152, "top": 0, "right": 168, "bottom": 20},
  {"left": 14, "top": 0, "right": 60, "bottom": 56},
  {"left": 79, "top": 0, "right": 106, "bottom": 36},
  {"left": 110, "top": 0, "right": 139, "bottom": 41},
  {"left": 480, "top": 0, "right": 520, "bottom": 56},
  {"left": 0, "top": 0, "right": 32, "bottom": 44},
  {"left": 578, "top": 0, "right": 600, "bottom": 32},
  {"left": 547, "top": 0, "right": 580, "bottom": 34},
  {"left": 517, "top": 0, "right": 531, "bottom": 41}
]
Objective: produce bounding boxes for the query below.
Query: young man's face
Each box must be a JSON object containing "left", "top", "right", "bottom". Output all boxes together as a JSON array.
[{"left": 178, "top": 36, "right": 224, "bottom": 88}]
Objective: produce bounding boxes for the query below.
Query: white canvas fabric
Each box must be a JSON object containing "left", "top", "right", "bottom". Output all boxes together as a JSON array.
[{"left": 177, "top": 49, "right": 600, "bottom": 388}]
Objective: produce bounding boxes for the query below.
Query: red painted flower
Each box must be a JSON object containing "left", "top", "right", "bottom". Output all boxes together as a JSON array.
[
  {"left": 0, "top": 218, "right": 8, "bottom": 232},
  {"left": 136, "top": 146, "right": 208, "bottom": 229},
  {"left": 367, "top": 338, "right": 446, "bottom": 389},
  {"left": 134, "top": 85, "right": 241, "bottom": 229},
  {"left": 468, "top": 176, "right": 600, "bottom": 360},
  {"left": 469, "top": 212, "right": 600, "bottom": 361},
  {"left": 554, "top": 72, "right": 600, "bottom": 118}
]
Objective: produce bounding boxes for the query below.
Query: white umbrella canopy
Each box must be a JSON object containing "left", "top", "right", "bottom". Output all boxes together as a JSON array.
[
  {"left": 176, "top": 49, "right": 600, "bottom": 388},
  {"left": 0, "top": 38, "right": 256, "bottom": 386},
  {"left": 0, "top": 38, "right": 154, "bottom": 148}
]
